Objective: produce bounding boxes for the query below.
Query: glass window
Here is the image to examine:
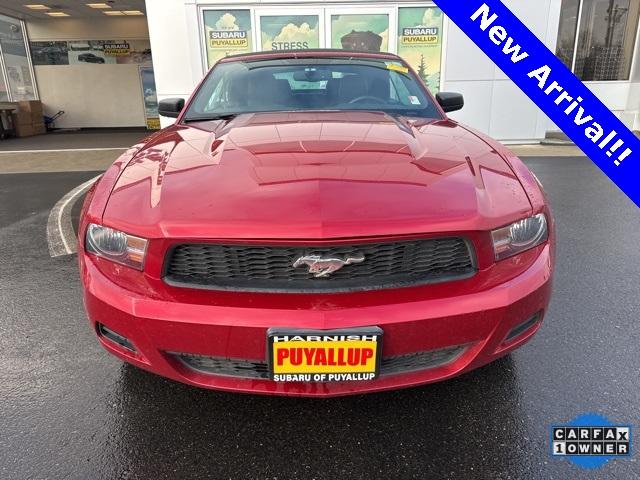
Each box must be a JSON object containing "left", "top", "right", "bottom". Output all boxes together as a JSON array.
[
  {"left": 0, "top": 14, "right": 35, "bottom": 100},
  {"left": 557, "top": 0, "right": 640, "bottom": 81},
  {"left": 389, "top": 73, "right": 412, "bottom": 104},
  {"left": 555, "top": 0, "right": 581, "bottom": 69},
  {"left": 185, "top": 58, "right": 443, "bottom": 120},
  {"left": 576, "top": 0, "right": 640, "bottom": 80}
]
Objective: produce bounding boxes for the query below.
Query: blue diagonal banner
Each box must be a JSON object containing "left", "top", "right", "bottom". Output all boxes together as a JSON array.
[{"left": 433, "top": 0, "right": 640, "bottom": 207}]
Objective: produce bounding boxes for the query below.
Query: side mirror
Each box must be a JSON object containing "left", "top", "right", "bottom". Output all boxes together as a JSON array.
[
  {"left": 158, "top": 98, "right": 185, "bottom": 118},
  {"left": 436, "top": 92, "right": 464, "bottom": 113}
]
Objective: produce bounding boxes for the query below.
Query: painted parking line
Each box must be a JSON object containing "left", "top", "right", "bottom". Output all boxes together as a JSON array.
[{"left": 47, "top": 175, "right": 101, "bottom": 257}]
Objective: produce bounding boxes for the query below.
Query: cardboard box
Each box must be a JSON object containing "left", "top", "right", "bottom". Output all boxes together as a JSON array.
[
  {"left": 16, "top": 100, "right": 43, "bottom": 124},
  {"left": 15, "top": 123, "right": 36, "bottom": 137},
  {"left": 17, "top": 100, "right": 42, "bottom": 115},
  {"left": 15, "top": 122, "right": 46, "bottom": 137},
  {"left": 10, "top": 101, "right": 46, "bottom": 136},
  {"left": 14, "top": 111, "right": 42, "bottom": 126},
  {"left": 14, "top": 110, "right": 32, "bottom": 126}
]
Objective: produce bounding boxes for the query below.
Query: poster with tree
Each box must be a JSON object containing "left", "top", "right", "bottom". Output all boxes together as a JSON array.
[{"left": 397, "top": 7, "right": 443, "bottom": 93}]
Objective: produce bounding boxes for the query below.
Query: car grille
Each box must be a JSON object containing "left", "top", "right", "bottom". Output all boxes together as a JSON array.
[
  {"left": 164, "top": 238, "right": 475, "bottom": 292},
  {"left": 171, "top": 345, "right": 468, "bottom": 380}
]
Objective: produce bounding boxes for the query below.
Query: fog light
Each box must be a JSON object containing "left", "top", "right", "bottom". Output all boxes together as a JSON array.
[
  {"left": 97, "top": 323, "right": 136, "bottom": 352},
  {"left": 505, "top": 312, "right": 542, "bottom": 343}
]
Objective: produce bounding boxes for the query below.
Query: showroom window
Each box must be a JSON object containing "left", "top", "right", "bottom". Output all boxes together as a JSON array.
[
  {"left": 0, "top": 14, "right": 37, "bottom": 101},
  {"left": 556, "top": 0, "right": 640, "bottom": 81},
  {"left": 200, "top": 5, "right": 445, "bottom": 92}
]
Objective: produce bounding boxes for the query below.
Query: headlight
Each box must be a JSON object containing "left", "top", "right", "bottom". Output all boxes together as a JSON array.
[
  {"left": 491, "top": 214, "right": 548, "bottom": 261},
  {"left": 85, "top": 223, "right": 148, "bottom": 270}
]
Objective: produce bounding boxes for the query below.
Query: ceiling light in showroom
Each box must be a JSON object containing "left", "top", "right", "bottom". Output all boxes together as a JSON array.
[{"left": 103, "top": 10, "right": 144, "bottom": 16}]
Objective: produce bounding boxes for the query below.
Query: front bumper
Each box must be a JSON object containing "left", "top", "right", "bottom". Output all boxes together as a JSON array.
[{"left": 81, "top": 244, "right": 553, "bottom": 397}]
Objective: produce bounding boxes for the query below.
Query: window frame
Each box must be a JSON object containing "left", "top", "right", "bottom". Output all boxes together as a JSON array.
[{"left": 0, "top": 14, "right": 39, "bottom": 101}]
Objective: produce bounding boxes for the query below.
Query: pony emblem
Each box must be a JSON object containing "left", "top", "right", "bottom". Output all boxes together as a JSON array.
[{"left": 292, "top": 254, "right": 365, "bottom": 278}]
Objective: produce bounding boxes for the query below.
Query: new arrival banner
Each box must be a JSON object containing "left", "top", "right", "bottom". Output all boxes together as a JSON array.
[{"left": 432, "top": 0, "right": 640, "bottom": 207}]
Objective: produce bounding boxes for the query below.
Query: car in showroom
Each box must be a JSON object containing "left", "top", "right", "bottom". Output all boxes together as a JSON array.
[
  {"left": 79, "top": 49, "right": 554, "bottom": 397},
  {"left": 77, "top": 52, "right": 105, "bottom": 64}
]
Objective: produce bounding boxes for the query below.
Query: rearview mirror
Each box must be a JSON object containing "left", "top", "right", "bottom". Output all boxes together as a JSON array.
[
  {"left": 293, "top": 69, "right": 330, "bottom": 82},
  {"left": 158, "top": 98, "right": 185, "bottom": 118},
  {"left": 436, "top": 92, "right": 464, "bottom": 113}
]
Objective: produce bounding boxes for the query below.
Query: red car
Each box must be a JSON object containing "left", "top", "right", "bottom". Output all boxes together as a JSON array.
[{"left": 79, "top": 50, "right": 554, "bottom": 397}]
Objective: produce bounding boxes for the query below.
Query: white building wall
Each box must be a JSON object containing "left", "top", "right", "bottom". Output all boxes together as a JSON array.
[
  {"left": 443, "top": 0, "right": 560, "bottom": 142},
  {"left": 146, "top": 0, "right": 637, "bottom": 139},
  {"left": 145, "top": 0, "right": 201, "bottom": 106}
]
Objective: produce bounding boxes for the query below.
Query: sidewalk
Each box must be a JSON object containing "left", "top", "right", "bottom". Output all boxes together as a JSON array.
[
  {"left": 0, "top": 129, "right": 149, "bottom": 174},
  {"left": 0, "top": 130, "right": 584, "bottom": 174},
  {"left": 0, "top": 128, "right": 149, "bottom": 152}
]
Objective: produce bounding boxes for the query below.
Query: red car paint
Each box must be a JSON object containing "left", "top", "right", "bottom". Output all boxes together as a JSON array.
[{"left": 79, "top": 50, "right": 554, "bottom": 397}]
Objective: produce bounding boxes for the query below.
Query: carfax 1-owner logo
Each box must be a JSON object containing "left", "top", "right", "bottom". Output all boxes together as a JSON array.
[{"left": 551, "top": 414, "right": 632, "bottom": 469}]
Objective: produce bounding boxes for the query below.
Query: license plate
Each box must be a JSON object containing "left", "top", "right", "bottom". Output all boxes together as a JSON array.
[{"left": 267, "top": 327, "right": 383, "bottom": 382}]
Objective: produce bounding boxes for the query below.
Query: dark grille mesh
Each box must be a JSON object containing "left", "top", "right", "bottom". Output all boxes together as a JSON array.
[
  {"left": 164, "top": 238, "right": 475, "bottom": 292},
  {"left": 171, "top": 345, "right": 467, "bottom": 380}
]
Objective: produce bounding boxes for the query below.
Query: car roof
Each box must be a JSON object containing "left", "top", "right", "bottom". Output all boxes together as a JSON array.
[{"left": 218, "top": 49, "right": 404, "bottom": 64}]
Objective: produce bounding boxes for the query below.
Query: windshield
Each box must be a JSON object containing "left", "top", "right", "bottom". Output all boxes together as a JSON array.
[{"left": 183, "top": 57, "right": 443, "bottom": 121}]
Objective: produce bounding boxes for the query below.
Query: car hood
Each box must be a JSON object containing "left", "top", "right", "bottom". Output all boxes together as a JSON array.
[{"left": 103, "top": 111, "right": 532, "bottom": 239}]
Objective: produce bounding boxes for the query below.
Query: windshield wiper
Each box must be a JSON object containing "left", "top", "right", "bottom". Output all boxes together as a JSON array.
[{"left": 183, "top": 113, "right": 238, "bottom": 123}]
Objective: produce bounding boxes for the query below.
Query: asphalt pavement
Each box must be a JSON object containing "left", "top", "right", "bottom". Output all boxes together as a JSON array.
[{"left": 0, "top": 157, "right": 639, "bottom": 479}]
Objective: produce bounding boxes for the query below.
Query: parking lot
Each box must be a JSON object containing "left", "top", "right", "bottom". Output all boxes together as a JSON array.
[{"left": 1, "top": 142, "right": 639, "bottom": 479}]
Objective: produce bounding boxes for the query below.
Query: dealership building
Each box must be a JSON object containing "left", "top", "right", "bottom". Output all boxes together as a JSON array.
[{"left": 0, "top": 0, "right": 638, "bottom": 142}]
